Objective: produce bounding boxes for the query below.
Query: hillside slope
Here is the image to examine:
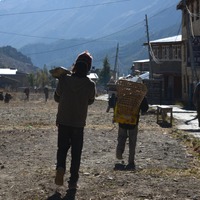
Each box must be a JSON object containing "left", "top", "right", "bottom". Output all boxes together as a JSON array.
[
  {"left": 0, "top": 0, "right": 181, "bottom": 48},
  {"left": 20, "top": 23, "right": 180, "bottom": 74},
  {"left": 0, "top": 0, "right": 182, "bottom": 73},
  {"left": 0, "top": 46, "right": 38, "bottom": 73}
]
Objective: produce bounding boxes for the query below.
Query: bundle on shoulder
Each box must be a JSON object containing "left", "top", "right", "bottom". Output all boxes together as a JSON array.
[{"left": 49, "top": 66, "right": 71, "bottom": 78}]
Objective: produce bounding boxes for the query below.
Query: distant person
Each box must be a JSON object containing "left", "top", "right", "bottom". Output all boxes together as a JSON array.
[
  {"left": 193, "top": 82, "right": 200, "bottom": 127},
  {"left": 44, "top": 86, "right": 49, "bottom": 102},
  {"left": 0, "top": 92, "right": 4, "bottom": 101},
  {"left": 106, "top": 93, "right": 117, "bottom": 112},
  {"left": 4, "top": 93, "right": 12, "bottom": 103},
  {"left": 24, "top": 87, "right": 30, "bottom": 101},
  {"left": 34, "top": 86, "right": 38, "bottom": 93},
  {"left": 53, "top": 51, "right": 96, "bottom": 194}
]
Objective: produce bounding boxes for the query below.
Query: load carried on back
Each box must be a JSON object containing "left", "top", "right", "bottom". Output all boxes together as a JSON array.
[
  {"left": 49, "top": 66, "right": 71, "bottom": 78},
  {"left": 113, "top": 79, "right": 147, "bottom": 125}
]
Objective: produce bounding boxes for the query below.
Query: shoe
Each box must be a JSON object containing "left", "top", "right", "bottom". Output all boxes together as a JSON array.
[
  {"left": 68, "top": 181, "right": 78, "bottom": 190},
  {"left": 55, "top": 167, "right": 65, "bottom": 186},
  {"left": 125, "top": 163, "right": 136, "bottom": 171},
  {"left": 116, "top": 151, "right": 123, "bottom": 160},
  {"left": 113, "top": 163, "right": 125, "bottom": 171},
  {"left": 63, "top": 189, "right": 77, "bottom": 200}
]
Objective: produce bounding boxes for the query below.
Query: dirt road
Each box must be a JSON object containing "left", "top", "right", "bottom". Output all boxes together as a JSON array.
[{"left": 0, "top": 97, "right": 200, "bottom": 200}]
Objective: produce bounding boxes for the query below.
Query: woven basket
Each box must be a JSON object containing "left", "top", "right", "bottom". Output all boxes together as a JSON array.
[
  {"left": 49, "top": 66, "right": 71, "bottom": 78},
  {"left": 113, "top": 79, "right": 147, "bottom": 125}
]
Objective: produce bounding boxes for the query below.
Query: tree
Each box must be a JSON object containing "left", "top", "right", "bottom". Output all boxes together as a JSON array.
[
  {"left": 35, "top": 65, "right": 49, "bottom": 88},
  {"left": 49, "top": 66, "right": 57, "bottom": 89},
  {"left": 98, "top": 56, "right": 111, "bottom": 87},
  {"left": 41, "top": 65, "right": 49, "bottom": 87},
  {"left": 28, "top": 73, "right": 35, "bottom": 87}
]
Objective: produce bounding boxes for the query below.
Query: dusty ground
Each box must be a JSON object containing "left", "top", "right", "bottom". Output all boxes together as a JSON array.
[{"left": 0, "top": 93, "right": 200, "bottom": 200}]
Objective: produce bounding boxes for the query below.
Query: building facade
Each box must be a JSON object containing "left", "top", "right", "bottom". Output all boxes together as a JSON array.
[
  {"left": 143, "top": 35, "right": 182, "bottom": 104},
  {"left": 132, "top": 59, "right": 150, "bottom": 72},
  {"left": 177, "top": 0, "right": 200, "bottom": 106},
  {"left": 0, "top": 68, "right": 29, "bottom": 90}
]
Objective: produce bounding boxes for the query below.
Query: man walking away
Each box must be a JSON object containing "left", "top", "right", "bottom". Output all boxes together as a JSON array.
[{"left": 54, "top": 51, "right": 96, "bottom": 194}]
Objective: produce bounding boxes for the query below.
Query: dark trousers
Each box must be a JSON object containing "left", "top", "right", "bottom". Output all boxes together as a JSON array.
[{"left": 57, "top": 124, "right": 84, "bottom": 184}]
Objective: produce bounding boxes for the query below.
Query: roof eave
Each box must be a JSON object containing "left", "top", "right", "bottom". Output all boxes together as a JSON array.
[{"left": 177, "top": 0, "right": 184, "bottom": 10}]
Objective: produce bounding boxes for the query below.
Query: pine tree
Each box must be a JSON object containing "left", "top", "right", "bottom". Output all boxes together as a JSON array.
[
  {"left": 98, "top": 56, "right": 111, "bottom": 87},
  {"left": 28, "top": 73, "right": 35, "bottom": 87}
]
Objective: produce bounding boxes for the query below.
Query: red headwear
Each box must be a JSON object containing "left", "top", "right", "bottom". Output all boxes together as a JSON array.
[{"left": 75, "top": 51, "right": 93, "bottom": 71}]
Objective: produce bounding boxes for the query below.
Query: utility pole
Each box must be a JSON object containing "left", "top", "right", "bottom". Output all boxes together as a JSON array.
[
  {"left": 113, "top": 43, "right": 119, "bottom": 81},
  {"left": 145, "top": 14, "right": 153, "bottom": 79}
]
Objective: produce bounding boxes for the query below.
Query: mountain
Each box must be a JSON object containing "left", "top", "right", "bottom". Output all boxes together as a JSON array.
[
  {"left": 0, "top": 46, "right": 38, "bottom": 73},
  {"left": 19, "top": 23, "right": 180, "bottom": 74},
  {"left": 0, "top": 0, "right": 182, "bottom": 74}
]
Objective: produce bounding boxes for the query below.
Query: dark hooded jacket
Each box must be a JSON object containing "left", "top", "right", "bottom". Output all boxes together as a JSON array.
[{"left": 55, "top": 74, "right": 96, "bottom": 127}]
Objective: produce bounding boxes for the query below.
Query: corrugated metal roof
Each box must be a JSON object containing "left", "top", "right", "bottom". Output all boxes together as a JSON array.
[
  {"left": 133, "top": 59, "right": 150, "bottom": 63},
  {"left": 150, "top": 35, "right": 182, "bottom": 43},
  {"left": 0, "top": 68, "right": 18, "bottom": 75}
]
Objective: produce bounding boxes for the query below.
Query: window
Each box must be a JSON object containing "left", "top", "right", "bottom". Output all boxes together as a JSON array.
[
  {"left": 177, "top": 45, "right": 181, "bottom": 59},
  {"left": 169, "top": 46, "right": 173, "bottom": 59},
  {"left": 162, "top": 46, "right": 169, "bottom": 60},
  {"left": 172, "top": 45, "right": 181, "bottom": 60},
  {"left": 152, "top": 45, "right": 159, "bottom": 59}
]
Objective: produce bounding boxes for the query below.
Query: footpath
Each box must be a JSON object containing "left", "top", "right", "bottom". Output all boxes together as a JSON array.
[
  {"left": 1, "top": 97, "right": 200, "bottom": 200},
  {"left": 152, "top": 105, "right": 200, "bottom": 139}
]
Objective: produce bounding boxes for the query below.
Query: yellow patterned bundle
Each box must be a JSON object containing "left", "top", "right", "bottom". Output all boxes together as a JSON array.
[{"left": 113, "top": 79, "right": 147, "bottom": 125}]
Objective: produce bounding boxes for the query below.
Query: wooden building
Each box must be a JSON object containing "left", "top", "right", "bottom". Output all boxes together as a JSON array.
[
  {"left": 0, "top": 68, "right": 29, "bottom": 90},
  {"left": 132, "top": 59, "right": 150, "bottom": 72},
  {"left": 143, "top": 35, "right": 182, "bottom": 104},
  {"left": 177, "top": 0, "right": 200, "bottom": 106}
]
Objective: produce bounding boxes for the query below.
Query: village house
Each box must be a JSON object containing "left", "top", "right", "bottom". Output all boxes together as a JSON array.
[
  {"left": 141, "top": 35, "right": 182, "bottom": 104},
  {"left": 177, "top": 0, "right": 200, "bottom": 106},
  {"left": 132, "top": 59, "right": 150, "bottom": 72},
  {"left": 0, "top": 68, "right": 29, "bottom": 90}
]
